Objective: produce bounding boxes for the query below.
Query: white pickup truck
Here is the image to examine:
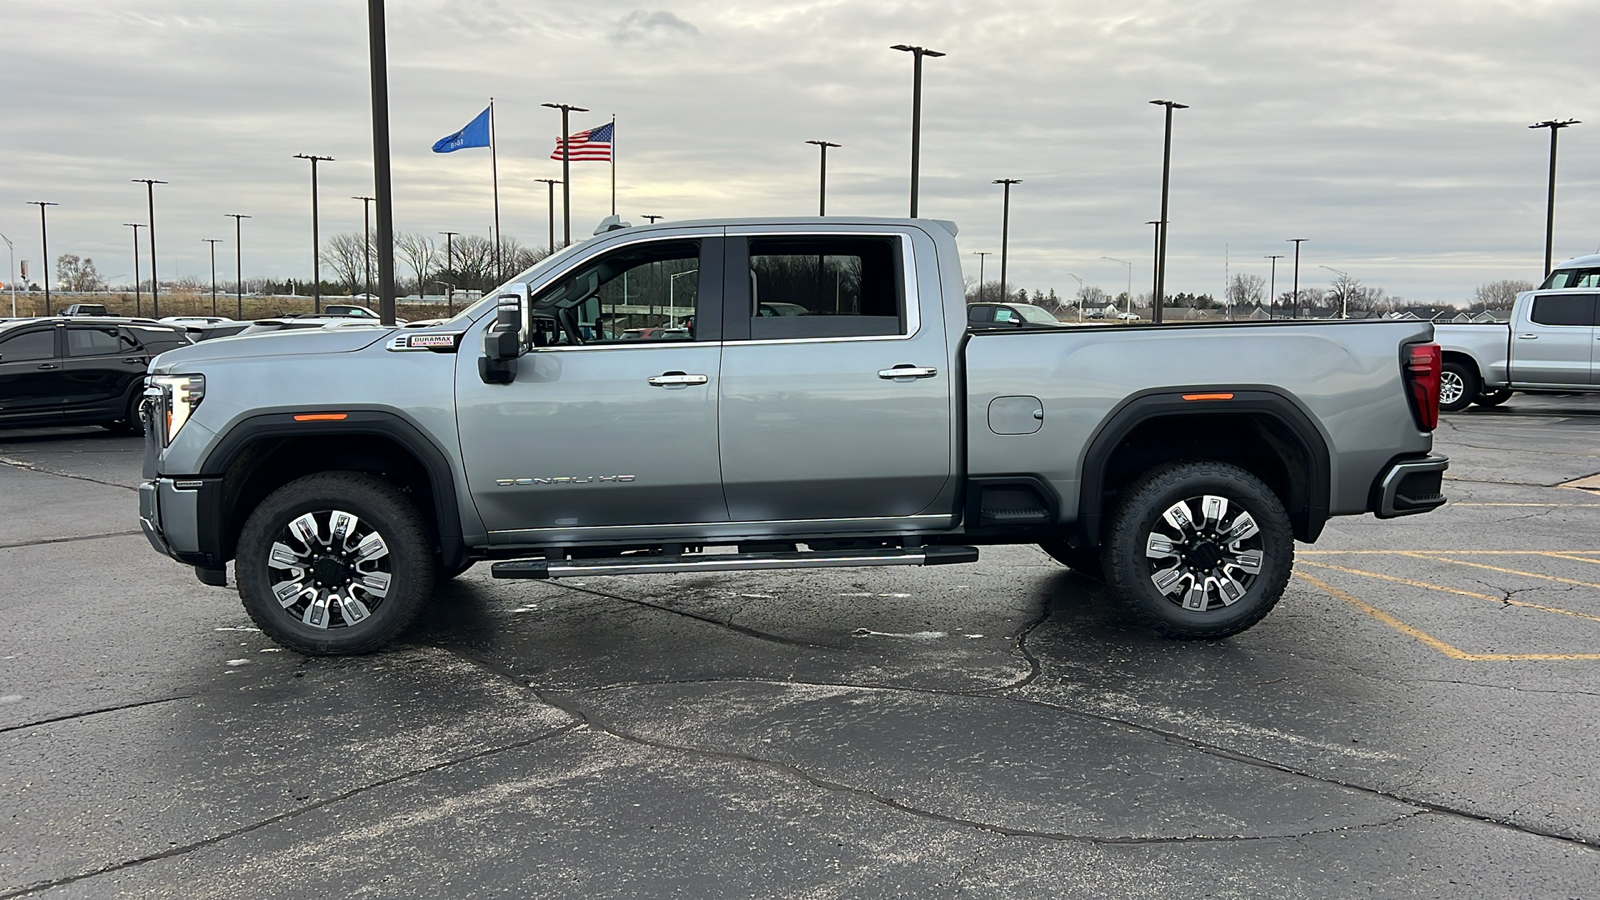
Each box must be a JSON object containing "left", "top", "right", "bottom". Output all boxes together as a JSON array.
[{"left": 1435, "top": 253, "right": 1600, "bottom": 411}]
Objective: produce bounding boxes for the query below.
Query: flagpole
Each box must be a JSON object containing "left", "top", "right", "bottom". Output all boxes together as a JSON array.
[
  {"left": 490, "top": 97, "right": 501, "bottom": 283},
  {"left": 610, "top": 113, "right": 616, "bottom": 216}
]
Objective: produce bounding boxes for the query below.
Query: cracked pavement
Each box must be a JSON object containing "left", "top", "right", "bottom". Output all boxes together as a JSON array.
[{"left": 3, "top": 395, "right": 1600, "bottom": 897}]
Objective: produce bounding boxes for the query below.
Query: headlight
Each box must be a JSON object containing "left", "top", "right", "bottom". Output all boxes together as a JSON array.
[{"left": 149, "top": 374, "right": 205, "bottom": 447}]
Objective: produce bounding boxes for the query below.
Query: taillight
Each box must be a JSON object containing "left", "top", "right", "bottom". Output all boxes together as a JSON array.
[{"left": 1403, "top": 342, "right": 1440, "bottom": 431}]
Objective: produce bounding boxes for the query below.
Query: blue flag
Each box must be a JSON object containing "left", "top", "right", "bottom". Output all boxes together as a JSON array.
[{"left": 432, "top": 107, "right": 491, "bottom": 153}]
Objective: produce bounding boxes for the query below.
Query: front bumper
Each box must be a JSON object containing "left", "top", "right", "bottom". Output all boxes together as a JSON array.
[
  {"left": 138, "top": 477, "right": 210, "bottom": 565},
  {"left": 138, "top": 480, "right": 170, "bottom": 557},
  {"left": 1374, "top": 455, "right": 1449, "bottom": 518}
]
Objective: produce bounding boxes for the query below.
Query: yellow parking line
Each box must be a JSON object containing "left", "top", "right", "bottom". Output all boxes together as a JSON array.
[
  {"left": 1534, "top": 551, "right": 1600, "bottom": 567},
  {"left": 1296, "top": 560, "right": 1600, "bottom": 625},
  {"left": 1397, "top": 551, "right": 1600, "bottom": 592},
  {"left": 1294, "top": 573, "right": 1600, "bottom": 661}
]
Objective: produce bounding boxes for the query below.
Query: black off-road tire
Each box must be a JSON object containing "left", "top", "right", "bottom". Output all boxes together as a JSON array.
[
  {"left": 236, "top": 471, "right": 435, "bottom": 655},
  {"left": 1438, "top": 361, "right": 1479, "bottom": 413},
  {"left": 1103, "top": 461, "right": 1294, "bottom": 640},
  {"left": 1039, "top": 539, "right": 1105, "bottom": 582},
  {"left": 1473, "top": 388, "right": 1513, "bottom": 408}
]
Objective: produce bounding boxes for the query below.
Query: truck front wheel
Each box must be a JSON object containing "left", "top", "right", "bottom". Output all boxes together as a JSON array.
[
  {"left": 1438, "top": 361, "right": 1479, "bottom": 413},
  {"left": 1103, "top": 462, "right": 1293, "bottom": 640},
  {"left": 236, "top": 471, "right": 435, "bottom": 655}
]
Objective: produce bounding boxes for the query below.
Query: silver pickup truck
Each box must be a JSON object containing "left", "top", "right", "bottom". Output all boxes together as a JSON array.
[
  {"left": 138, "top": 217, "right": 1448, "bottom": 655},
  {"left": 1435, "top": 253, "right": 1600, "bottom": 411}
]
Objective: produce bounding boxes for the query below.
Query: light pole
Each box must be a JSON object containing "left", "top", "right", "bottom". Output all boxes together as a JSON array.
[
  {"left": 669, "top": 269, "right": 695, "bottom": 321},
  {"left": 1264, "top": 254, "right": 1283, "bottom": 318},
  {"left": 294, "top": 154, "right": 334, "bottom": 314},
  {"left": 0, "top": 232, "right": 15, "bottom": 318},
  {"left": 641, "top": 215, "right": 663, "bottom": 224},
  {"left": 353, "top": 195, "right": 375, "bottom": 297},
  {"left": 973, "top": 251, "right": 990, "bottom": 299},
  {"left": 367, "top": 0, "right": 398, "bottom": 324},
  {"left": 1145, "top": 221, "right": 1161, "bottom": 318},
  {"left": 202, "top": 239, "right": 222, "bottom": 315},
  {"left": 28, "top": 201, "right": 58, "bottom": 315},
  {"left": 123, "top": 223, "right": 145, "bottom": 315},
  {"left": 533, "top": 178, "right": 561, "bottom": 253},
  {"left": 438, "top": 231, "right": 458, "bottom": 314},
  {"left": 890, "top": 44, "right": 944, "bottom": 217},
  {"left": 1319, "top": 264, "right": 1350, "bottom": 319},
  {"left": 994, "top": 178, "right": 1021, "bottom": 302},
  {"left": 1289, "top": 238, "right": 1307, "bottom": 319},
  {"left": 1148, "top": 100, "right": 1187, "bottom": 324},
  {"left": 226, "top": 214, "right": 250, "bottom": 319},
  {"left": 542, "top": 102, "right": 589, "bottom": 247},
  {"left": 1102, "top": 256, "right": 1132, "bottom": 318},
  {"left": 1529, "top": 119, "right": 1580, "bottom": 278},
  {"left": 131, "top": 179, "right": 166, "bottom": 316},
  {"left": 1065, "top": 272, "right": 1083, "bottom": 321},
  {"left": 805, "top": 140, "right": 841, "bottom": 215}
]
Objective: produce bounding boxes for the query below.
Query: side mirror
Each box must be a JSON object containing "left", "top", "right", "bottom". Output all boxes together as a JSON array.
[{"left": 479, "top": 283, "right": 529, "bottom": 385}]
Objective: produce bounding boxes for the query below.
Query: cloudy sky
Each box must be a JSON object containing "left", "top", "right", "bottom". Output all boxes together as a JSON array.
[{"left": 2, "top": 0, "right": 1596, "bottom": 304}]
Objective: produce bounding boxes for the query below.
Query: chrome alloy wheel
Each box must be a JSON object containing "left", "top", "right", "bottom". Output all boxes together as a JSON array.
[
  {"left": 1438, "top": 369, "right": 1466, "bottom": 407},
  {"left": 1144, "top": 495, "right": 1265, "bottom": 612},
  {"left": 267, "top": 510, "right": 392, "bottom": 630}
]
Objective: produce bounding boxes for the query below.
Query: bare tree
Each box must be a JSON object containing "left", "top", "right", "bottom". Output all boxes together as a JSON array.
[
  {"left": 394, "top": 232, "right": 438, "bottom": 297},
  {"left": 1470, "top": 279, "right": 1533, "bottom": 312},
  {"left": 1226, "top": 273, "right": 1265, "bottom": 308},
  {"left": 320, "top": 233, "right": 367, "bottom": 296},
  {"left": 56, "top": 255, "right": 105, "bottom": 292}
]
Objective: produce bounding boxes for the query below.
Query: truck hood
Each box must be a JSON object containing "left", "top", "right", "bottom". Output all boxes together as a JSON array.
[{"left": 151, "top": 327, "right": 395, "bottom": 372}]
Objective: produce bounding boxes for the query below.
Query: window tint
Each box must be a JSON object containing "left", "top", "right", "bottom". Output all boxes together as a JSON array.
[
  {"left": 66, "top": 326, "right": 132, "bottom": 357},
  {"left": 1529, "top": 294, "right": 1596, "bottom": 327},
  {"left": 127, "top": 326, "right": 186, "bottom": 351},
  {"left": 1540, "top": 267, "right": 1600, "bottom": 290},
  {"left": 530, "top": 240, "right": 702, "bottom": 346},
  {"left": 967, "top": 305, "right": 992, "bottom": 324},
  {"left": 747, "top": 237, "right": 903, "bottom": 339},
  {"left": 0, "top": 329, "right": 56, "bottom": 362}
]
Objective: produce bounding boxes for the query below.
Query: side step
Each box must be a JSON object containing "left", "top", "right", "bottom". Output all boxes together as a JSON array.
[{"left": 492, "top": 545, "right": 980, "bottom": 580}]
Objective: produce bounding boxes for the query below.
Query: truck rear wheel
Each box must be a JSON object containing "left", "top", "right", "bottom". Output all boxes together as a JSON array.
[
  {"left": 236, "top": 471, "right": 435, "bottom": 655},
  {"left": 1438, "top": 361, "right": 1478, "bottom": 413},
  {"left": 1103, "top": 462, "right": 1293, "bottom": 639}
]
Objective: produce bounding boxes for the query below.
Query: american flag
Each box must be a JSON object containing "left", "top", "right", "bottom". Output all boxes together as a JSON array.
[{"left": 550, "top": 122, "right": 613, "bottom": 161}]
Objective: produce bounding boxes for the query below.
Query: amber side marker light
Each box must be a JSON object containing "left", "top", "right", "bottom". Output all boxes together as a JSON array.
[
  {"left": 293, "top": 413, "right": 349, "bottom": 422},
  {"left": 1181, "top": 393, "right": 1234, "bottom": 401}
]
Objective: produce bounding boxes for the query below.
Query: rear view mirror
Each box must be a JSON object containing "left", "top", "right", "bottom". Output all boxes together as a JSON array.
[{"left": 480, "top": 283, "right": 529, "bottom": 385}]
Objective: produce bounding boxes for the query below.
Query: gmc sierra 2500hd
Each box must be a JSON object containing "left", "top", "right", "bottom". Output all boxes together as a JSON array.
[{"left": 138, "top": 217, "right": 1448, "bottom": 655}]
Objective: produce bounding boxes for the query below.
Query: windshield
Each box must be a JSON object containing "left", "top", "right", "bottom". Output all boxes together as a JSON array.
[
  {"left": 1013, "top": 304, "right": 1060, "bottom": 324},
  {"left": 439, "top": 238, "right": 593, "bottom": 326}
]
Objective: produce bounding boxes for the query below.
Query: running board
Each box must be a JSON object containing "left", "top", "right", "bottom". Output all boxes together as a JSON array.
[{"left": 491, "top": 545, "right": 979, "bottom": 580}]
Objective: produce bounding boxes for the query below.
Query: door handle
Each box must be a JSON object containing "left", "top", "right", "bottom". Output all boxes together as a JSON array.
[
  {"left": 123, "top": 357, "right": 147, "bottom": 365},
  {"left": 647, "top": 372, "right": 708, "bottom": 386},
  {"left": 37, "top": 363, "right": 59, "bottom": 370},
  {"left": 1517, "top": 334, "right": 1538, "bottom": 340},
  {"left": 878, "top": 365, "right": 938, "bottom": 379}
]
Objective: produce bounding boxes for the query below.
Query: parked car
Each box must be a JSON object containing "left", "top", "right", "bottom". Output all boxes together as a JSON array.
[
  {"left": 967, "top": 302, "right": 1065, "bottom": 327},
  {"left": 1433, "top": 253, "right": 1600, "bottom": 411},
  {"left": 233, "top": 317, "right": 391, "bottom": 338},
  {"left": 139, "top": 216, "right": 1447, "bottom": 656},
  {"left": 1117, "top": 311, "right": 1142, "bottom": 321},
  {"left": 0, "top": 317, "right": 190, "bottom": 432},
  {"left": 62, "top": 303, "right": 110, "bottom": 317},
  {"left": 160, "top": 316, "right": 233, "bottom": 327}
]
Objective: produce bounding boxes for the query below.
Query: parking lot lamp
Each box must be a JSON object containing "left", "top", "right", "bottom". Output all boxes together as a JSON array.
[
  {"left": 28, "top": 202, "right": 58, "bottom": 315},
  {"left": 438, "top": 231, "right": 458, "bottom": 314},
  {"left": 1319, "top": 264, "right": 1350, "bottom": 318},
  {"left": 994, "top": 179, "right": 1021, "bottom": 302},
  {"left": 131, "top": 180, "right": 165, "bottom": 316},
  {"left": 203, "top": 239, "right": 223, "bottom": 315},
  {"left": 1148, "top": 100, "right": 1187, "bottom": 323},
  {"left": 1102, "top": 255, "right": 1132, "bottom": 317},
  {"left": 122, "top": 224, "right": 145, "bottom": 315},
  {"left": 1264, "top": 254, "right": 1283, "bottom": 318},
  {"left": 973, "top": 251, "right": 989, "bottom": 299},
  {"left": 226, "top": 214, "right": 250, "bottom": 318},
  {"left": 533, "top": 179, "right": 560, "bottom": 253},
  {"left": 0, "top": 231, "right": 15, "bottom": 317},
  {"left": 1289, "top": 238, "right": 1307, "bottom": 319},
  {"left": 541, "top": 102, "right": 589, "bottom": 247},
  {"left": 293, "top": 155, "right": 334, "bottom": 314},
  {"left": 353, "top": 195, "right": 375, "bottom": 297},
  {"left": 805, "top": 140, "right": 841, "bottom": 215},
  {"left": 1529, "top": 119, "right": 1579, "bottom": 278},
  {"left": 891, "top": 44, "right": 944, "bottom": 217},
  {"left": 1066, "top": 272, "right": 1083, "bottom": 321}
]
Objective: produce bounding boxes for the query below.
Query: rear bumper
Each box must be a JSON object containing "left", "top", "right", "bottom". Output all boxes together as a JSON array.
[{"left": 1374, "top": 455, "right": 1449, "bottom": 518}]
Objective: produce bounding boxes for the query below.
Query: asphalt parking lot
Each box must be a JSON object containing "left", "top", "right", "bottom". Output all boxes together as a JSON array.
[{"left": 3, "top": 395, "right": 1599, "bottom": 898}]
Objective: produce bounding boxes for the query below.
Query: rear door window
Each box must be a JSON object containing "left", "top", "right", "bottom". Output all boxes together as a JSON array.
[
  {"left": 0, "top": 328, "right": 57, "bottom": 362},
  {"left": 66, "top": 326, "right": 134, "bottom": 357},
  {"left": 743, "top": 236, "right": 904, "bottom": 340},
  {"left": 1529, "top": 294, "right": 1597, "bottom": 326}
]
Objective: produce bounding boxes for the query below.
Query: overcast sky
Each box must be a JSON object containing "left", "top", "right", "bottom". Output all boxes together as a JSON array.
[{"left": 2, "top": 0, "right": 1596, "bottom": 304}]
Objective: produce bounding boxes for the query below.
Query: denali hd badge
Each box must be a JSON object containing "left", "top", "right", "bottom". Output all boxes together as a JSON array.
[{"left": 495, "top": 475, "right": 637, "bottom": 486}]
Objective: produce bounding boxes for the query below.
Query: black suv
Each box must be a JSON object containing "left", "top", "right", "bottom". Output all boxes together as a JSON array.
[{"left": 0, "top": 318, "right": 191, "bottom": 432}]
